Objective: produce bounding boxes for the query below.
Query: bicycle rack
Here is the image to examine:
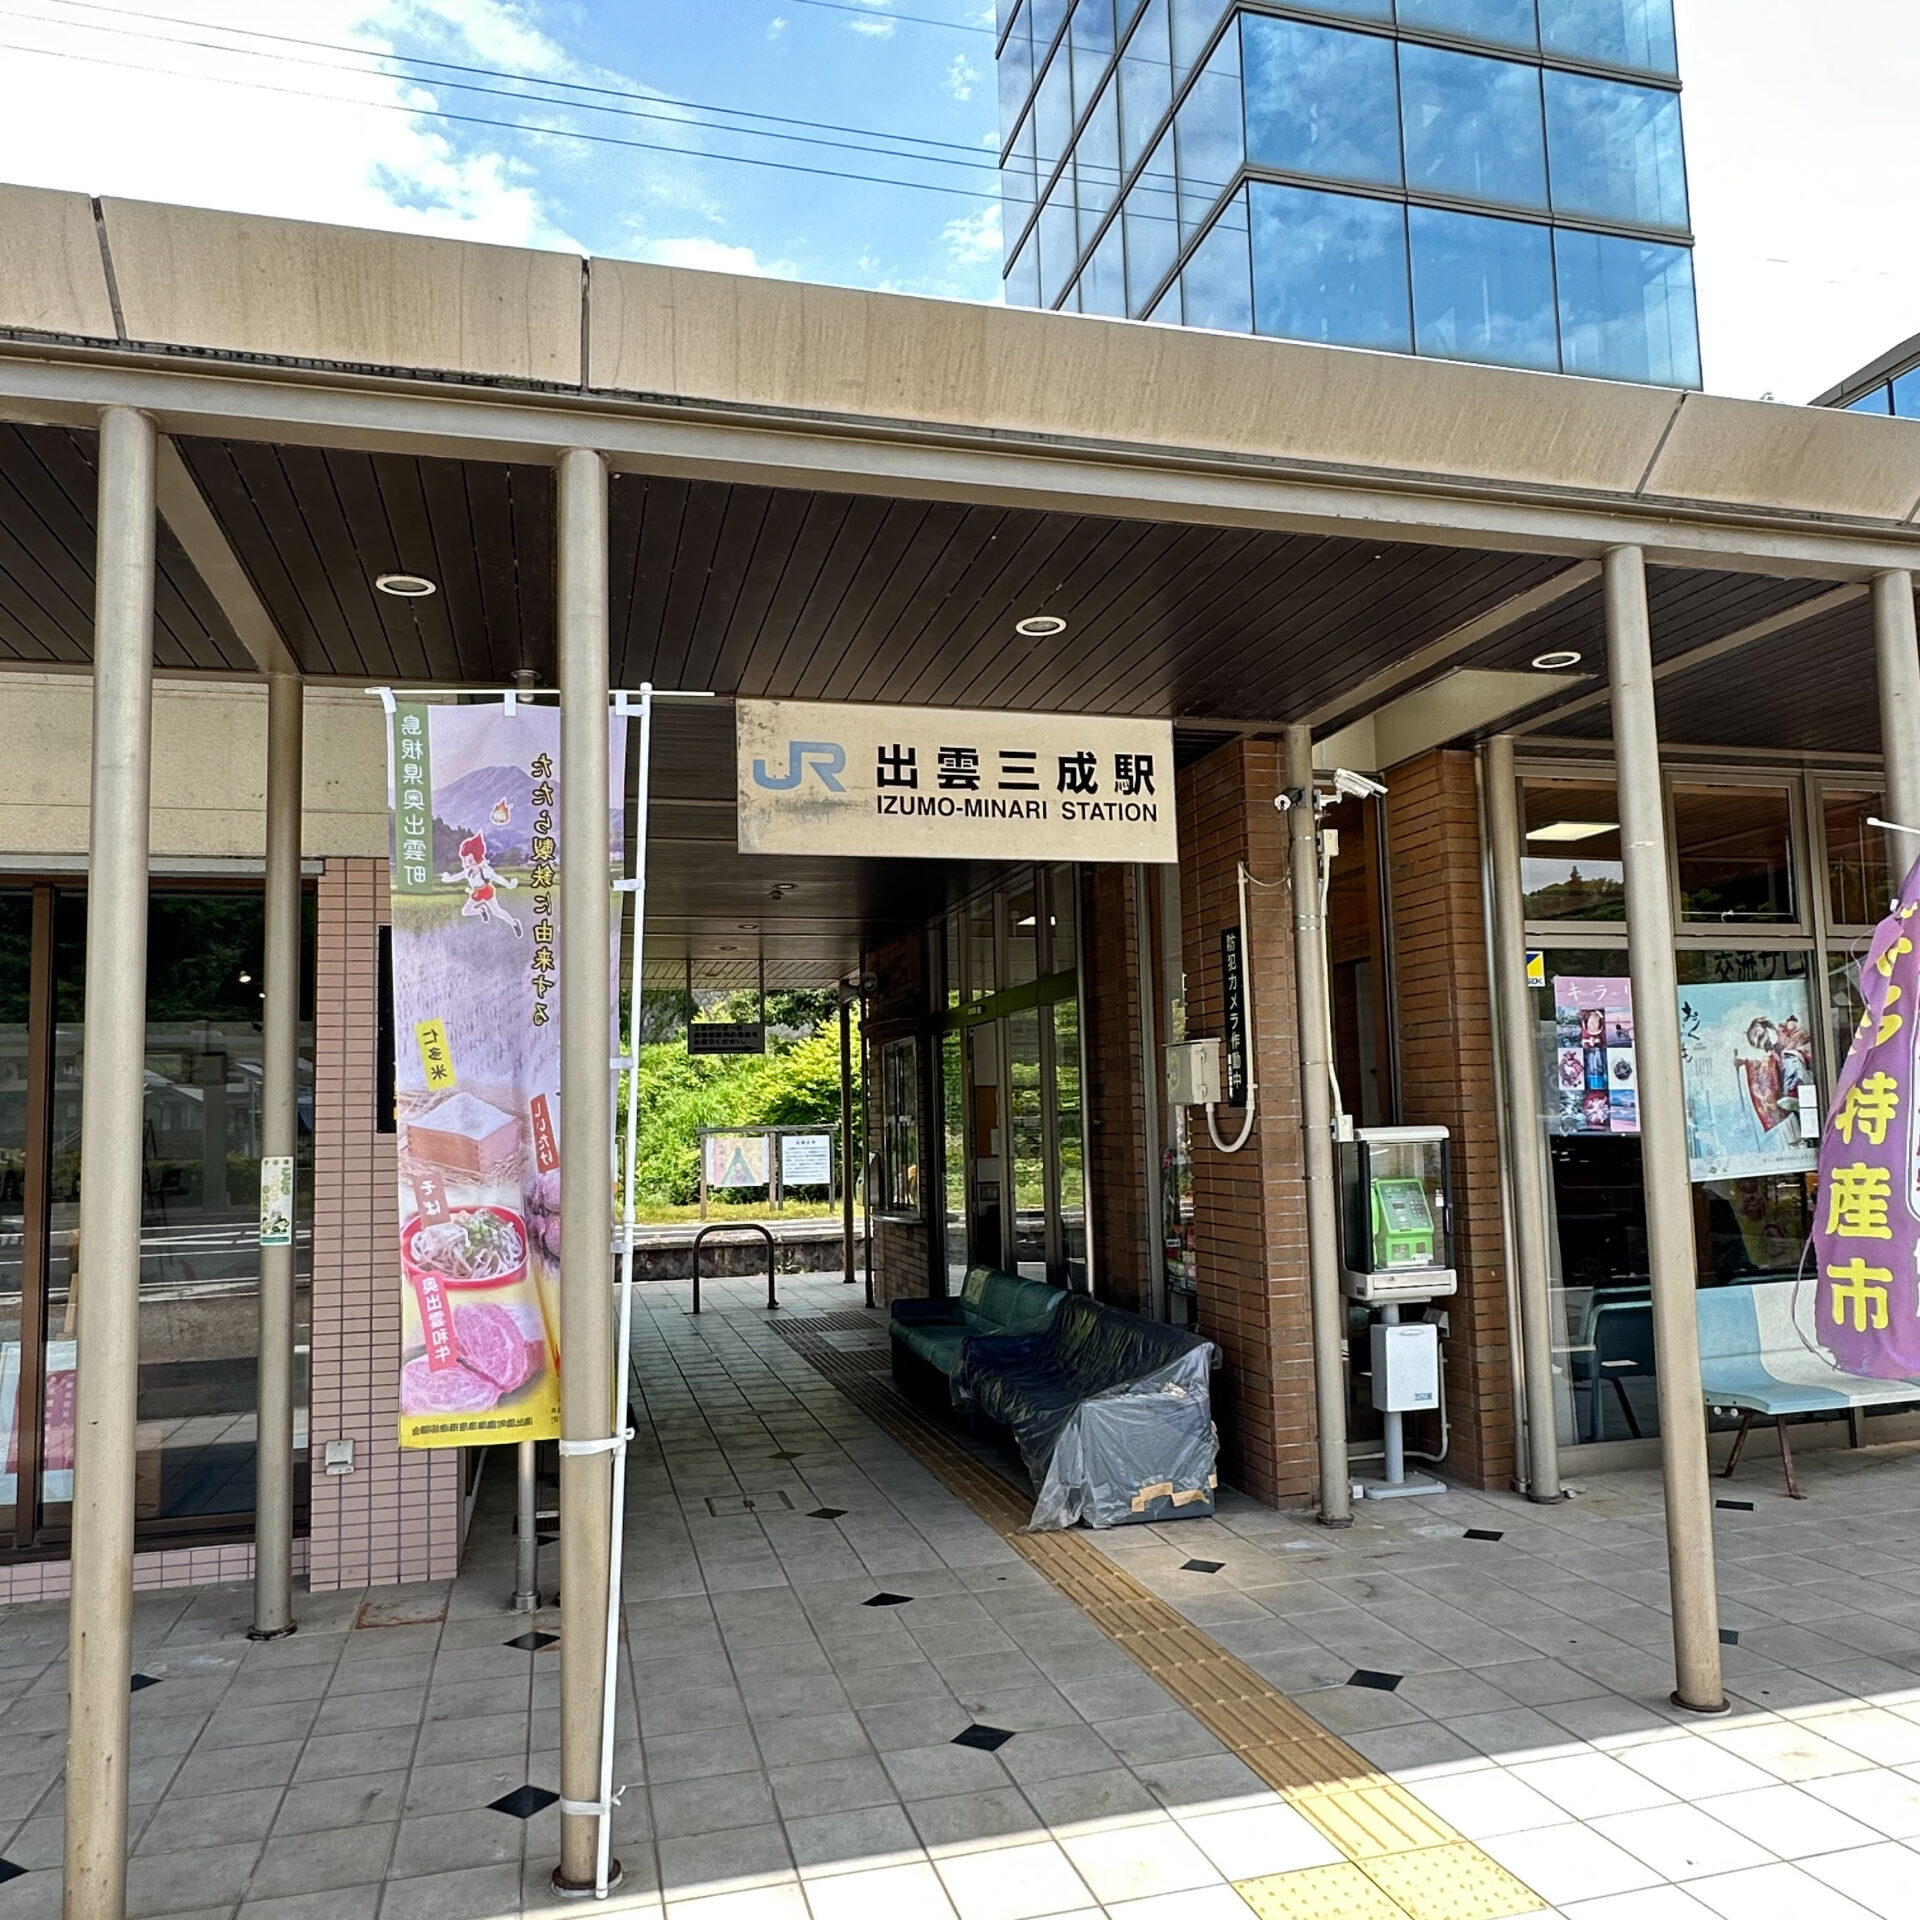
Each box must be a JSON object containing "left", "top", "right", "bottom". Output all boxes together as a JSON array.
[{"left": 690, "top": 1222, "right": 778, "bottom": 1315}]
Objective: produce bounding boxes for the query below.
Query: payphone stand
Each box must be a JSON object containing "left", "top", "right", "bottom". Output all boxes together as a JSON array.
[{"left": 1339, "top": 1125, "right": 1457, "bottom": 1500}]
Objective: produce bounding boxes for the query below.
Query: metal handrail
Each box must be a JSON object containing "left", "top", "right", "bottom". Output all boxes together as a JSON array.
[{"left": 690, "top": 1222, "right": 778, "bottom": 1315}]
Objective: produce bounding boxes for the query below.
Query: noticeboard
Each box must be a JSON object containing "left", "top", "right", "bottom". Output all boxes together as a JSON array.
[{"left": 687, "top": 1022, "right": 766, "bottom": 1056}]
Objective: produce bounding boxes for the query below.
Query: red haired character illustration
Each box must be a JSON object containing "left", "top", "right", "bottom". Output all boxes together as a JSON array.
[{"left": 441, "top": 830, "right": 523, "bottom": 936}]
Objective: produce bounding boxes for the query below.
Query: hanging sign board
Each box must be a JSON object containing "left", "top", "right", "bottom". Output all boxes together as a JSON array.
[
  {"left": 781, "top": 1132, "right": 834, "bottom": 1186},
  {"left": 383, "top": 700, "right": 628, "bottom": 1450},
  {"left": 705, "top": 1133, "right": 770, "bottom": 1189},
  {"left": 687, "top": 1021, "right": 766, "bottom": 1056},
  {"left": 736, "top": 699, "right": 1176, "bottom": 863},
  {"left": 1219, "top": 928, "right": 1248, "bottom": 1107}
]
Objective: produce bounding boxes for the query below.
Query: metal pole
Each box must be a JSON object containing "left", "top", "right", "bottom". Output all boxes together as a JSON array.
[
  {"left": 65, "top": 404, "right": 158, "bottom": 1920},
  {"left": 554, "top": 446, "right": 619, "bottom": 1893},
  {"left": 511, "top": 1441, "right": 540, "bottom": 1612},
  {"left": 1133, "top": 865, "right": 1165, "bottom": 1320},
  {"left": 1873, "top": 570, "right": 1920, "bottom": 883},
  {"left": 251, "top": 668, "right": 303, "bottom": 1639},
  {"left": 1604, "top": 544, "right": 1726, "bottom": 1715},
  {"left": 1485, "top": 734, "right": 1562, "bottom": 1504},
  {"left": 840, "top": 987, "right": 855, "bottom": 1283},
  {"left": 1285, "top": 725, "right": 1352, "bottom": 1528}
]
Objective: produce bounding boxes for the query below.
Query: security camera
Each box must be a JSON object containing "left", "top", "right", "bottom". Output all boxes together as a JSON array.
[{"left": 1331, "top": 768, "right": 1388, "bottom": 800}]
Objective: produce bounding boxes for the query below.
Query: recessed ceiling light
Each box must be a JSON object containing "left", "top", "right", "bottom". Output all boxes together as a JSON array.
[
  {"left": 375, "top": 572, "right": 438, "bottom": 598},
  {"left": 1015, "top": 614, "right": 1067, "bottom": 638},
  {"left": 1531, "top": 649, "right": 1581, "bottom": 670},
  {"left": 1527, "top": 820, "right": 1617, "bottom": 843}
]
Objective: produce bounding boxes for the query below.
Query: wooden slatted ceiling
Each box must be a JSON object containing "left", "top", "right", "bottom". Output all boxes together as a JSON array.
[{"left": 0, "top": 426, "right": 250, "bottom": 671}]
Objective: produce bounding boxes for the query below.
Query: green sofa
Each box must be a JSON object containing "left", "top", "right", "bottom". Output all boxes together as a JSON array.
[{"left": 889, "top": 1266, "right": 1067, "bottom": 1394}]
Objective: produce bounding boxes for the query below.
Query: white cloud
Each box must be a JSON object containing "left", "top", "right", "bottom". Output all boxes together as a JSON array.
[
  {"left": 1678, "top": 0, "right": 1920, "bottom": 400},
  {"left": 847, "top": 0, "right": 896, "bottom": 37},
  {"left": 944, "top": 52, "right": 982, "bottom": 101},
  {"left": 942, "top": 204, "right": 1000, "bottom": 265},
  {"left": 640, "top": 236, "right": 791, "bottom": 277},
  {"left": 767, "top": 14, "right": 788, "bottom": 38}
]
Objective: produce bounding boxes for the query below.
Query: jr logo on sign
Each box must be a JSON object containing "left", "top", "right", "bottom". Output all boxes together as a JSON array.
[{"left": 752, "top": 740, "right": 846, "bottom": 792}]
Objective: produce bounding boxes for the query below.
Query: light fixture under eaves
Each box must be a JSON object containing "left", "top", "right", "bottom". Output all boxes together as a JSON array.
[
  {"left": 375, "top": 572, "right": 438, "bottom": 598},
  {"left": 1530, "top": 648, "right": 1582, "bottom": 670},
  {"left": 1015, "top": 614, "right": 1067, "bottom": 638},
  {"left": 1526, "top": 820, "right": 1618, "bottom": 843}
]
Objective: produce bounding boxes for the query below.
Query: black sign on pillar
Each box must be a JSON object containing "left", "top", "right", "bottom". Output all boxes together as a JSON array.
[{"left": 1219, "top": 928, "right": 1248, "bottom": 1107}]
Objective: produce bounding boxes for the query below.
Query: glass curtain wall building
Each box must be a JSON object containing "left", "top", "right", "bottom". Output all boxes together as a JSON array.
[
  {"left": 998, "top": 0, "right": 1701, "bottom": 385},
  {"left": 1817, "top": 334, "right": 1920, "bottom": 417}
]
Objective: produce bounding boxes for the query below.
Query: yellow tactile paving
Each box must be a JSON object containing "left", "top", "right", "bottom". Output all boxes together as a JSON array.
[{"left": 775, "top": 1320, "right": 1548, "bottom": 1920}]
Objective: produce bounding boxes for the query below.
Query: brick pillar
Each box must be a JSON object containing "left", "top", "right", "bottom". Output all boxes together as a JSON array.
[
  {"left": 1383, "top": 750, "right": 1515, "bottom": 1491},
  {"left": 307, "top": 857, "right": 464, "bottom": 1590},
  {"left": 1178, "top": 741, "right": 1317, "bottom": 1505}
]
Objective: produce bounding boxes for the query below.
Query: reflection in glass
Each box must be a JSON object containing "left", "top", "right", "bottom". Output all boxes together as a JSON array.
[
  {"left": 1554, "top": 231, "right": 1698, "bottom": 386},
  {"left": 943, "top": 1031, "right": 968, "bottom": 1291},
  {"left": 1827, "top": 948, "right": 1867, "bottom": 1088},
  {"left": 1118, "top": 0, "right": 1171, "bottom": 171},
  {"left": 1173, "top": 30, "right": 1243, "bottom": 241},
  {"left": 1823, "top": 790, "right": 1890, "bottom": 928},
  {"left": 1181, "top": 188, "right": 1252, "bottom": 332},
  {"left": 1400, "top": 44, "right": 1547, "bottom": 212},
  {"left": 968, "top": 891, "right": 997, "bottom": 1000},
  {"left": 1672, "top": 784, "right": 1795, "bottom": 923},
  {"left": 1008, "top": 1012, "right": 1047, "bottom": 1278},
  {"left": 1848, "top": 388, "right": 1893, "bottom": 417},
  {"left": 1031, "top": 0, "right": 1071, "bottom": 54},
  {"left": 1123, "top": 136, "right": 1180, "bottom": 314},
  {"left": 1397, "top": 0, "right": 1537, "bottom": 50},
  {"left": 881, "top": 1037, "right": 921, "bottom": 1212},
  {"left": 1047, "top": 863, "right": 1079, "bottom": 975},
  {"left": 1242, "top": 15, "right": 1402, "bottom": 190},
  {"left": 1169, "top": 0, "right": 1230, "bottom": 83},
  {"left": 0, "top": 891, "right": 28, "bottom": 1541},
  {"left": 1521, "top": 780, "right": 1624, "bottom": 921},
  {"left": 1001, "top": 118, "right": 1038, "bottom": 256},
  {"left": 1538, "top": 0, "right": 1677, "bottom": 77},
  {"left": 1894, "top": 368, "right": 1920, "bottom": 420},
  {"left": 1034, "top": 44, "right": 1074, "bottom": 172},
  {"left": 1250, "top": 183, "right": 1410, "bottom": 353},
  {"left": 1080, "top": 219, "right": 1128, "bottom": 317},
  {"left": 1039, "top": 176, "right": 1080, "bottom": 307},
  {"left": 1545, "top": 72, "right": 1688, "bottom": 230},
  {"left": 1053, "top": 1000, "right": 1087, "bottom": 1285},
  {"left": 998, "top": 1, "right": 1033, "bottom": 148},
  {"left": 1071, "top": 0, "right": 1116, "bottom": 112},
  {"left": 1410, "top": 205, "right": 1557, "bottom": 370},
  {"left": 1006, "top": 229, "right": 1041, "bottom": 308},
  {"left": 1007, "top": 874, "right": 1040, "bottom": 988},
  {"left": 1077, "top": 80, "right": 1124, "bottom": 237}
]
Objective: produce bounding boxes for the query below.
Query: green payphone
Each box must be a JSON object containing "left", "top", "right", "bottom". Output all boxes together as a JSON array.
[{"left": 1338, "top": 1124, "right": 1456, "bottom": 1305}]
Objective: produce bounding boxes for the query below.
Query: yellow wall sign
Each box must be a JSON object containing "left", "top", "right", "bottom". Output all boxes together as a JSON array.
[{"left": 415, "top": 1018, "right": 457, "bottom": 1090}]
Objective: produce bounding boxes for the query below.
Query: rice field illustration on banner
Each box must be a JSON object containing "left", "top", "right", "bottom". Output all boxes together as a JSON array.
[{"left": 385, "top": 701, "right": 627, "bottom": 1448}]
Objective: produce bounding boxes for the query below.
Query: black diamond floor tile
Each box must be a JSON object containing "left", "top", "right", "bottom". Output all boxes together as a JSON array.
[
  {"left": 130, "top": 1674, "right": 161, "bottom": 1692},
  {"left": 863, "top": 1592, "right": 912, "bottom": 1607},
  {"left": 770, "top": 1450, "right": 800, "bottom": 1460},
  {"left": 1348, "top": 1669, "right": 1403, "bottom": 1692},
  {"left": 1464, "top": 1529, "right": 1504, "bottom": 1542},
  {"left": 505, "top": 1631, "right": 559, "bottom": 1652},
  {"left": 1716, "top": 1499, "right": 1755, "bottom": 1512},
  {"left": 808, "top": 1507, "right": 848, "bottom": 1521},
  {"left": 490, "top": 1785, "right": 559, "bottom": 1820},
  {"left": 952, "top": 1723, "right": 1014, "bottom": 1752},
  {"left": 0, "top": 1860, "right": 24, "bottom": 1887},
  {"left": 1181, "top": 1559, "right": 1224, "bottom": 1574},
  {"left": 1719, "top": 1627, "right": 1740, "bottom": 1645}
]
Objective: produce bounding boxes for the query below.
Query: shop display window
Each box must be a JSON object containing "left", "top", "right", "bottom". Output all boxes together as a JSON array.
[
  {"left": 1521, "top": 779, "right": 1624, "bottom": 922},
  {"left": 1823, "top": 788, "right": 1890, "bottom": 928},
  {"left": 1672, "top": 782, "right": 1795, "bottom": 924}
]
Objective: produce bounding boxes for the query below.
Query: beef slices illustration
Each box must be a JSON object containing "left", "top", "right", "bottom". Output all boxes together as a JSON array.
[
  {"left": 399, "top": 1302, "right": 541, "bottom": 1414},
  {"left": 400, "top": 1357, "right": 500, "bottom": 1414}
]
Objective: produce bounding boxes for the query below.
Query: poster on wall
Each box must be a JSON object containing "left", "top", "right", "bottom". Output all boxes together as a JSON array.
[
  {"left": 1550, "top": 976, "right": 1638, "bottom": 1133},
  {"left": 781, "top": 1132, "right": 834, "bottom": 1187},
  {"left": 385, "top": 701, "right": 627, "bottom": 1450},
  {"left": 705, "top": 1133, "right": 770, "bottom": 1190},
  {"left": 1676, "top": 978, "right": 1816, "bottom": 1183},
  {"left": 0, "top": 1338, "right": 75, "bottom": 1504}
]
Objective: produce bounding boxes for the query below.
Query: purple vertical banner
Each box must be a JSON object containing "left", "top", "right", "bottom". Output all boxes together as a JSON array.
[{"left": 1814, "top": 854, "right": 1920, "bottom": 1378}]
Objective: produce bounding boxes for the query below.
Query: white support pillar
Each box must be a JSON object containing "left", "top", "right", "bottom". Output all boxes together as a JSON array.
[
  {"left": 1874, "top": 571, "right": 1920, "bottom": 880},
  {"left": 1285, "top": 724, "right": 1352, "bottom": 1527},
  {"left": 1604, "top": 545, "right": 1726, "bottom": 1715},
  {"left": 1485, "top": 734, "right": 1561, "bottom": 1504},
  {"left": 555, "top": 446, "right": 617, "bottom": 1895},
  {"left": 252, "top": 668, "right": 302, "bottom": 1640},
  {"left": 64, "top": 405, "right": 158, "bottom": 1920}
]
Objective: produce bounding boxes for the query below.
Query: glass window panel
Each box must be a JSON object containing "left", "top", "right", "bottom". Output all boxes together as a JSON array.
[
  {"left": 881, "top": 1037, "right": 920, "bottom": 1213},
  {"left": 1034, "top": 44, "right": 1074, "bottom": 172},
  {"left": 1116, "top": 0, "right": 1147, "bottom": 27},
  {"left": 1031, "top": 0, "right": 1070, "bottom": 55},
  {"left": 1077, "top": 78, "right": 1124, "bottom": 234},
  {"left": 1827, "top": 949, "right": 1866, "bottom": 1092},
  {"left": 1554, "top": 230, "right": 1698, "bottom": 385},
  {"left": 1672, "top": 784, "right": 1795, "bottom": 924},
  {"left": 1038, "top": 174, "right": 1080, "bottom": 307},
  {"left": 1119, "top": 0, "right": 1172, "bottom": 172},
  {"left": 1071, "top": 0, "right": 1116, "bottom": 112},
  {"left": 1008, "top": 1012, "right": 1046, "bottom": 1277},
  {"left": 1001, "top": 119, "right": 1038, "bottom": 252},
  {"left": 1823, "top": 790, "right": 1891, "bottom": 928},
  {"left": 1170, "top": 0, "right": 1230, "bottom": 83},
  {"left": 0, "top": 890, "right": 28, "bottom": 1541},
  {"left": 1006, "top": 876, "right": 1040, "bottom": 988},
  {"left": 1401, "top": 44, "right": 1546, "bottom": 211},
  {"left": 1847, "top": 387, "right": 1893, "bottom": 416},
  {"left": 1893, "top": 368, "right": 1920, "bottom": 419},
  {"left": 1279, "top": 0, "right": 1392, "bottom": 18},
  {"left": 1242, "top": 16, "right": 1401, "bottom": 190},
  {"left": 1539, "top": 0, "right": 1677, "bottom": 76},
  {"left": 1398, "top": 0, "right": 1537, "bottom": 50},
  {"left": 1250, "top": 182, "right": 1411, "bottom": 352},
  {"left": 945, "top": 914, "right": 962, "bottom": 1011},
  {"left": 998, "top": 1, "right": 1033, "bottom": 149},
  {"left": 942, "top": 1030, "right": 967, "bottom": 1290},
  {"left": 1180, "top": 186, "right": 1251, "bottom": 331},
  {"left": 1124, "top": 132, "right": 1180, "bottom": 314},
  {"left": 1005, "top": 227, "right": 1041, "bottom": 307},
  {"left": 1545, "top": 72, "right": 1687, "bottom": 229},
  {"left": 1047, "top": 864, "right": 1079, "bottom": 975},
  {"left": 1410, "top": 205, "right": 1557, "bottom": 369},
  {"left": 1052, "top": 999, "right": 1086, "bottom": 1285},
  {"left": 1522, "top": 780, "right": 1624, "bottom": 921},
  {"left": 1081, "top": 216, "right": 1128, "bottom": 316},
  {"left": 1174, "top": 29, "right": 1242, "bottom": 241},
  {"left": 967, "top": 891, "right": 997, "bottom": 999}
]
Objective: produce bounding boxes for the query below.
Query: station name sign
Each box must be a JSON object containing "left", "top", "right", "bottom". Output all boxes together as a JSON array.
[{"left": 736, "top": 699, "right": 1176, "bottom": 864}]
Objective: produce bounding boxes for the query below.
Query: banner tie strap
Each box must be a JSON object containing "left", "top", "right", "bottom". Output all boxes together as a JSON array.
[
  {"left": 558, "top": 1785, "right": 625, "bottom": 1818},
  {"left": 558, "top": 1432, "right": 632, "bottom": 1458}
]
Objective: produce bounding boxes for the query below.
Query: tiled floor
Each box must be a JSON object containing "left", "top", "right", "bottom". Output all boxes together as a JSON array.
[{"left": 3, "top": 1271, "right": 1920, "bottom": 1920}]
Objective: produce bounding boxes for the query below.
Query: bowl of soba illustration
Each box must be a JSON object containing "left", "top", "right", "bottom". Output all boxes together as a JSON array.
[{"left": 401, "top": 1204, "right": 529, "bottom": 1292}]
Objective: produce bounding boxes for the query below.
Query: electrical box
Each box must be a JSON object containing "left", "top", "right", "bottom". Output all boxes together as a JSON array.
[
  {"left": 1371, "top": 1321, "right": 1440, "bottom": 1413},
  {"left": 1165, "top": 1038, "right": 1222, "bottom": 1108},
  {"left": 1339, "top": 1125, "right": 1457, "bottom": 1303}
]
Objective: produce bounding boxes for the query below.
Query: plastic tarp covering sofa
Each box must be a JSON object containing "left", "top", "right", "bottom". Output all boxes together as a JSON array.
[
  {"left": 888, "top": 1266, "right": 1067, "bottom": 1388},
  {"left": 952, "top": 1292, "right": 1220, "bottom": 1531}
]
